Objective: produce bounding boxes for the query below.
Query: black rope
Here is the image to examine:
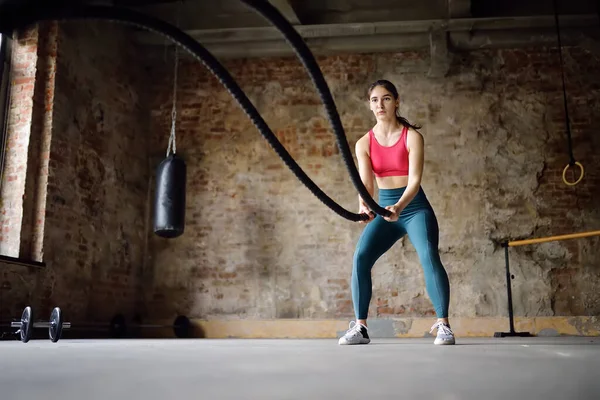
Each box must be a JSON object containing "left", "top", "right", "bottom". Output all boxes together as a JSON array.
[
  {"left": 238, "top": 0, "right": 391, "bottom": 218},
  {"left": 0, "top": 2, "right": 379, "bottom": 221},
  {"left": 552, "top": 0, "right": 576, "bottom": 166}
]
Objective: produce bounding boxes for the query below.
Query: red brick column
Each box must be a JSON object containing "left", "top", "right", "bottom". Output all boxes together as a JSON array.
[
  {"left": 20, "top": 22, "right": 58, "bottom": 262},
  {"left": 0, "top": 26, "right": 39, "bottom": 257}
]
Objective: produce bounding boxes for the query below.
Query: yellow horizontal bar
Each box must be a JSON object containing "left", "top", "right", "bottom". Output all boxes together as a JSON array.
[{"left": 508, "top": 230, "right": 600, "bottom": 247}]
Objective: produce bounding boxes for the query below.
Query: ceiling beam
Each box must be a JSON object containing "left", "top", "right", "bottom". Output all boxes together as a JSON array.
[
  {"left": 137, "top": 14, "right": 599, "bottom": 43},
  {"left": 134, "top": 14, "right": 600, "bottom": 58},
  {"left": 114, "top": 0, "right": 181, "bottom": 5},
  {"left": 268, "top": 0, "right": 301, "bottom": 25}
]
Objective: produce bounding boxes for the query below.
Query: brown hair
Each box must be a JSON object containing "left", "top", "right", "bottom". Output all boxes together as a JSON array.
[{"left": 367, "top": 79, "right": 422, "bottom": 130}]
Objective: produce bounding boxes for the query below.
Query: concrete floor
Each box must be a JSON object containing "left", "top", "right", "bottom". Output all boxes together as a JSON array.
[{"left": 0, "top": 337, "right": 599, "bottom": 400}]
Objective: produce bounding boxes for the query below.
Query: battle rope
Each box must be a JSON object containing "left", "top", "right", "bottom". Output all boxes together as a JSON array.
[
  {"left": 239, "top": 0, "right": 391, "bottom": 217},
  {"left": 0, "top": 3, "right": 389, "bottom": 220}
]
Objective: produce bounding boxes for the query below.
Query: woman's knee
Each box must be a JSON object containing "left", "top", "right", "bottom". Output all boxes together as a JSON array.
[{"left": 353, "top": 247, "right": 375, "bottom": 276}]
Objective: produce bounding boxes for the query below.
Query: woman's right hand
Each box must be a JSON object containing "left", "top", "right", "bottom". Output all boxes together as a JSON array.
[{"left": 358, "top": 202, "right": 375, "bottom": 224}]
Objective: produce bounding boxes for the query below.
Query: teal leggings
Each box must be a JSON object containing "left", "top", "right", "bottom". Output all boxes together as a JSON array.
[{"left": 352, "top": 186, "right": 450, "bottom": 319}]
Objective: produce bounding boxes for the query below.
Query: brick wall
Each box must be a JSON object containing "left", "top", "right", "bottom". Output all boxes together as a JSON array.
[
  {"left": 146, "top": 45, "right": 600, "bottom": 321},
  {"left": 0, "top": 24, "right": 50, "bottom": 327},
  {"left": 40, "top": 21, "right": 150, "bottom": 323},
  {"left": 2, "top": 28, "right": 598, "bottom": 332},
  {"left": 20, "top": 22, "right": 57, "bottom": 262},
  {"left": 0, "top": 26, "right": 39, "bottom": 258},
  {"left": 1, "top": 21, "right": 150, "bottom": 330}
]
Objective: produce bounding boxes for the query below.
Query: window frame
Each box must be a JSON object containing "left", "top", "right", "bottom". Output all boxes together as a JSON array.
[{"left": 0, "top": 33, "right": 12, "bottom": 188}]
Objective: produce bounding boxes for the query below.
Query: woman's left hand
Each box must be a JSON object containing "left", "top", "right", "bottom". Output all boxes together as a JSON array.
[{"left": 383, "top": 205, "right": 401, "bottom": 222}]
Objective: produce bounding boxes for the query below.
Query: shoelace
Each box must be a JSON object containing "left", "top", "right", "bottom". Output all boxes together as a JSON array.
[
  {"left": 430, "top": 322, "right": 453, "bottom": 336},
  {"left": 345, "top": 321, "right": 364, "bottom": 335}
]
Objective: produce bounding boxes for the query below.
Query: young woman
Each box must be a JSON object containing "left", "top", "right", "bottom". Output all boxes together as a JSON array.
[{"left": 338, "top": 80, "right": 455, "bottom": 346}]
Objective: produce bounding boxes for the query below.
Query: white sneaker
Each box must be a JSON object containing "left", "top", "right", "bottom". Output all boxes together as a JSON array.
[
  {"left": 338, "top": 321, "right": 370, "bottom": 345},
  {"left": 430, "top": 321, "right": 456, "bottom": 345}
]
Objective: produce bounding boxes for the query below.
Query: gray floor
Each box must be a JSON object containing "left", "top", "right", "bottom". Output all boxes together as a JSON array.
[{"left": 1, "top": 337, "right": 599, "bottom": 400}]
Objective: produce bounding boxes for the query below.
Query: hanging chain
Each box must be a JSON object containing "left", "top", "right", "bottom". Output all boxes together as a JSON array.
[
  {"left": 166, "top": 44, "right": 179, "bottom": 157},
  {"left": 166, "top": 2, "right": 182, "bottom": 157}
]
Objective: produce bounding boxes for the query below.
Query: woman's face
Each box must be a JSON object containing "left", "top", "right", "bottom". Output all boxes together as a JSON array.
[{"left": 369, "top": 85, "right": 398, "bottom": 122}]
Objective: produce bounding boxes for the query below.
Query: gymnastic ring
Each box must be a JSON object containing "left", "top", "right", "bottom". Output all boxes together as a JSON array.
[{"left": 562, "top": 162, "right": 584, "bottom": 186}]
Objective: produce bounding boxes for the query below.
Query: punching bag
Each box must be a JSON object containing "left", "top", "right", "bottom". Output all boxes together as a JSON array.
[{"left": 153, "top": 153, "right": 186, "bottom": 238}]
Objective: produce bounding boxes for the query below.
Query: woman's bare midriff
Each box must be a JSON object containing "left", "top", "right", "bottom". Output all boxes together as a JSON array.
[{"left": 375, "top": 175, "right": 409, "bottom": 190}]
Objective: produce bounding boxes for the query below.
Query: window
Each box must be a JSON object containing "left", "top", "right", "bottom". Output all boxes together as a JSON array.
[
  {"left": 0, "top": 32, "right": 45, "bottom": 266},
  {"left": 0, "top": 33, "right": 10, "bottom": 187}
]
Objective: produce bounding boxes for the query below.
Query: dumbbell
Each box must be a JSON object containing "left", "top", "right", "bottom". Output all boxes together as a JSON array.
[{"left": 11, "top": 306, "right": 71, "bottom": 343}]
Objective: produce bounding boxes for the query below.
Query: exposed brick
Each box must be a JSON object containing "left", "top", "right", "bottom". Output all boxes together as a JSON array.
[
  {"left": 0, "top": 25, "right": 40, "bottom": 258},
  {"left": 2, "top": 29, "right": 599, "bottom": 329},
  {"left": 145, "top": 44, "right": 600, "bottom": 321},
  {"left": 1, "top": 22, "right": 149, "bottom": 326}
]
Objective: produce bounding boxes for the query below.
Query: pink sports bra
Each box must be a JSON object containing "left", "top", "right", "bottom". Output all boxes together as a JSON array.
[{"left": 369, "top": 126, "right": 409, "bottom": 177}]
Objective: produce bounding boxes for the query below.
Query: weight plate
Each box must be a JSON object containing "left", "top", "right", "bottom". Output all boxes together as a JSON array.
[
  {"left": 110, "top": 314, "right": 127, "bottom": 338},
  {"left": 173, "top": 315, "right": 191, "bottom": 338},
  {"left": 20, "top": 306, "right": 33, "bottom": 343},
  {"left": 49, "top": 307, "right": 63, "bottom": 343}
]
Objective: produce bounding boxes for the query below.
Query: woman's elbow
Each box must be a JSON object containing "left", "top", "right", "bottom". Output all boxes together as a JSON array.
[{"left": 408, "top": 174, "right": 422, "bottom": 188}]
